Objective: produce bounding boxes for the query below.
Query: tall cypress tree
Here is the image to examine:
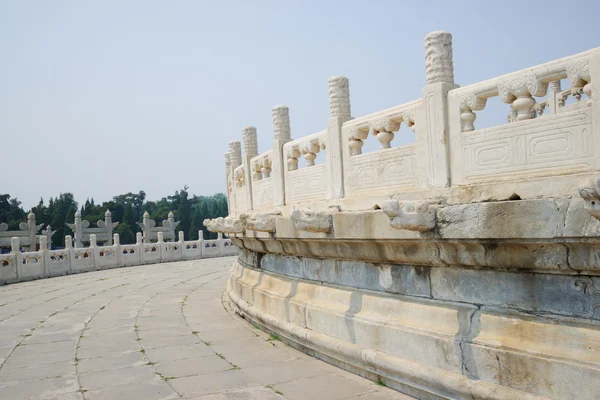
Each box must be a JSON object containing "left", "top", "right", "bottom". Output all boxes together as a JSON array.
[
  {"left": 177, "top": 189, "right": 191, "bottom": 240},
  {"left": 188, "top": 207, "right": 201, "bottom": 240}
]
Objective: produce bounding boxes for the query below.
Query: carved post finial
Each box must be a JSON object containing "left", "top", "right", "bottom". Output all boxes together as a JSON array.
[
  {"left": 241, "top": 127, "right": 257, "bottom": 211},
  {"left": 328, "top": 76, "right": 351, "bottom": 119},
  {"left": 104, "top": 209, "right": 114, "bottom": 246},
  {"left": 272, "top": 106, "right": 291, "bottom": 141},
  {"left": 229, "top": 141, "right": 242, "bottom": 169},
  {"left": 27, "top": 212, "right": 37, "bottom": 252},
  {"left": 424, "top": 31, "right": 454, "bottom": 85},
  {"left": 225, "top": 152, "right": 231, "bottom": 181},
  {"left": 242, "top": 126, "right": 258, "bottom": 158}
]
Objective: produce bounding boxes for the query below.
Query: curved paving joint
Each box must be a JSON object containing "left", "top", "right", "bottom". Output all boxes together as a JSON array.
[{"left": 0, "top": 258, "right": 411, "bottom": 400}]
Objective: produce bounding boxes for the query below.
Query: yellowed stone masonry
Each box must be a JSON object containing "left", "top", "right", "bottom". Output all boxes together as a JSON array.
[{"left": 206, "top": 31, "right": 600, "bottom": 399}]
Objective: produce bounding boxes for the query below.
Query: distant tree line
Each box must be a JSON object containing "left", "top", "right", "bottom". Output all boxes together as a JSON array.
[{"left": 0, "top": 188, "right": 228, "bottom": 248}]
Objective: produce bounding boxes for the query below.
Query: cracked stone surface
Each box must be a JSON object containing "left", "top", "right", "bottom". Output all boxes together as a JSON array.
[{"left": 0, "top": 257, "right": 412, "bottom": 400}]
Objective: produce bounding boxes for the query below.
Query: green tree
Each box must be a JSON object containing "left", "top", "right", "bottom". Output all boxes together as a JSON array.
[
  {"left": 65, "top": 205, "right": 76, "bottom": 225},
  {"left": 115, "top": 223, "right": 135, "bottom": 245},
  {"left": 50, "top": 193, "right": 77, "bottom": 248},
  {"left": 188, "top": 206, "right": 201, "bottom": 240},
  {"left": 123, "top": 203, "right": 135, "bottom": 228},
  {"left": 0, "top": 190, "right": 228, "bottom": 247},
  {"left": 177, "top": 188, "right": 191, "bottom": 240},
  {"left": 198, "top": 198, "right": 209, "bottom": 239}
]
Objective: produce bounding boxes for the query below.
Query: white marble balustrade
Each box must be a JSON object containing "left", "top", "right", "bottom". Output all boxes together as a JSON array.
[
  {"left": 0, "top": 230, "right": 238, "bottom": 285},
  {"left": 223, "top": 31, "right": 599, "bottom": 217}
]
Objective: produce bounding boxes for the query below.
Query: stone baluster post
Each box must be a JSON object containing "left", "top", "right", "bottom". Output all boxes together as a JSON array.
[
  {"left": 74, "top": 210, "right": 83, "bottom": 248},
  {"left": 421, "top": 31, "right": 458, "bottom": 188},
  {"left": 157, "top": 232, "right": 164, "bottom": 262},
  {"left": 177, "top": 231, "right": 184, "bottom": 260},
  {"left": 167, "top": 211, "right": 176, "bottom": 242},
  {"left": 272, "top": 105, "right": 292, "bottom": 205},
  {"left": 104, "top": 210, "right": 114, "bottom": 246},
  {"left": 44, "top": 226, "right": 52, "bottom": 251},
  {"left": 243, "top": 126, "right": 258, "bottom": 211},
  {"left": 89, "top": 234, "right": 98, "bottom": 269},
  {"left": 11, "top": 237, "right": 21, "bottom": 280},
  {"left": 27, "top": 212, "right": 37, "bottom": 251},
  {"left": 566, "top": 57, "right": 597, "bottom": 166},
  {"left": 142, "top": 212, "right": 151, "bottom": 244},
  {"left": 197, "top": 230, "right": 204, "bottom": 258},
  {"left": 113, "top": 233, "right": 122, "bottom": 267},
  {"left": 38, "top": 235, "right": 48, "bottom": 277},
  {"left": 65, "top": 235, "right": 74, "bottom": 273},
  {"left": 218, "top": 232, "right": 224, "bottom": 256},
  {"left": 590, "top": 51, "right": 600, "bottom": 167},
  {"left": 10, "top": 237, "right": 20, "bottom": 253},
  {"left": 224, "top": 152, "right": 232, "bottom": 214},
  {"left": 229, "top": 141, "right": 242, "bottom": 215},
  {"left": 136, "top": 232, "right": 144, "bottom": 264},
  {"left": 327, "top": 76, "right": 352, "bottom": 199}
]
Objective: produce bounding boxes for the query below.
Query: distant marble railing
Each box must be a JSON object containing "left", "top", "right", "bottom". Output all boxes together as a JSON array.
[
  {"left": 0, "top": 212, "right": 54, "bottom": 251},
  {"left": 0, "top": 230, "right": 238, "bottom": 285}
]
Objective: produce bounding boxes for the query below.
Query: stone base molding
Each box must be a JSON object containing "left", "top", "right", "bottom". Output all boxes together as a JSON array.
[{"left": 228, "top": 253, "right": 600, "bottom": 400}]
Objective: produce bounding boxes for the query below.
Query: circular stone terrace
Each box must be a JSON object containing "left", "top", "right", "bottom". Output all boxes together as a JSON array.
[{"left": 0, "top": 257, "right": 412, "bottom": 400}]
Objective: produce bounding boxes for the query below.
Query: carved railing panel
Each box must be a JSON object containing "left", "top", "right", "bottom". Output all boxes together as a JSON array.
[
  {"left": 449, "top": 49, "right": 597, "bottom": 185},
  {"left": 283, "top": 131, "right": 328, "bottom": 204},
  {"left": 47, "top": 249, "right": 70, "bottom": 276},
  {"left": 19, "top": 251, "right": 44, "bottom": 280},
  {"left": 234, "top": 186, "right": 247, "bottom": 213},
  {"left": 342, "top": 101, "right": 421, "bottom": 197},
  {"left": 252, "top": 178, "right": 273, "bottom": 209}
]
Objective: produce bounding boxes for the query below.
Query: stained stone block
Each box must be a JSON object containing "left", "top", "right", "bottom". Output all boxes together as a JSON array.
[
  {"left": 430, "top": 267, "right": 600, "bottom": 319},
  {"left": 437, "top": 199, "right": 571, "bottom": 239},
  {"left": 260, "top": 254, "right": 431, "bottom": 298}
]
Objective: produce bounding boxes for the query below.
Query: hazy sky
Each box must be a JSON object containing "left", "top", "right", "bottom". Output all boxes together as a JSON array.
[{"left": 1, "top": 0, "right": 598, "bottom": 209}]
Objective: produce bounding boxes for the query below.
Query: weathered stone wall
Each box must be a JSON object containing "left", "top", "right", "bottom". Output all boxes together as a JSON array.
[{"left": 229, "top": 253, "right": 600, "bottom": 400}]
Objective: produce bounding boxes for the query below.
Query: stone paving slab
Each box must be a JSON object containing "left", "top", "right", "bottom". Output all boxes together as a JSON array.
[{"left": 0, "top": 257, "right": 413, "bottom": 400}]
